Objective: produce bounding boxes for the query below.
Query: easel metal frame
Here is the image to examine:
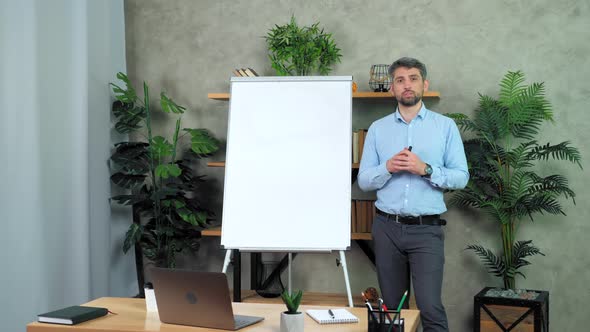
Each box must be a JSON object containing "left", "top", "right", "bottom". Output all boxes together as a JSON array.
[{"left": 222, "top": 249, "right": 354, "bottom": 307}]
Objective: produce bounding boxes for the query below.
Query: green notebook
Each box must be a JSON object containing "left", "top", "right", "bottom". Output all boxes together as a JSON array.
[{"left": 38, "top": 305, "right": 108, "bottom": 325}]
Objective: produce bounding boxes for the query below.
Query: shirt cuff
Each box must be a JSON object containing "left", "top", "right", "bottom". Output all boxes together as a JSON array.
[
  {"left": 428, "top": 165, "right": 441, "bottom": 186},
  {"left": 380, "top": 162, "right": 392, "bottom": 177}
]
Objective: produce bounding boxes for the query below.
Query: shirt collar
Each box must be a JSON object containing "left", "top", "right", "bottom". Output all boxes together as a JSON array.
[{"left": 394, "top": 103, "right": 429, "bottom": 123}]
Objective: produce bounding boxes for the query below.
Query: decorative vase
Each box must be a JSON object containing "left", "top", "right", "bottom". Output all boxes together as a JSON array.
[{"left": 280, "top": 312, "right": 304, "bottom": 332}]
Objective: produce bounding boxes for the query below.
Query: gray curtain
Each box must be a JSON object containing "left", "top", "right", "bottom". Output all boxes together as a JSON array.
[{"left": 0, "top": 1, "right": 135, "bottom": 330}]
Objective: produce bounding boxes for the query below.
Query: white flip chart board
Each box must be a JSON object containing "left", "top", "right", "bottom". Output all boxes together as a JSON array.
[{"left": 220, "top": 76, "right": 352, "bottom": 251}]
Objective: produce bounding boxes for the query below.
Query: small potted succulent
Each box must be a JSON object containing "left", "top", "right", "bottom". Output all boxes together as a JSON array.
[{"left": 280, "top": 289, "right": 304, "bottom": 332}]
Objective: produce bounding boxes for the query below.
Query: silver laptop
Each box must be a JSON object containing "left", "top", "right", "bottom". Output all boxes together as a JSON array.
[{"left": 150, "top": 268, "right": 264, "bottom": 330}]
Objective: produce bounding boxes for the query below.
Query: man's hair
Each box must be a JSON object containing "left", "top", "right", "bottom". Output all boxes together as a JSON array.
[{"left": 388, "top": 57, "right": 427, "bottom": 80}]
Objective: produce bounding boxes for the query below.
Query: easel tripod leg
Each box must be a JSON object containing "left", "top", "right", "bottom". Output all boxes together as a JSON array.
[
  {"left": 222, "top": 249, "right": 232, "bottom": 273},
  {"left": 339, "top": 250, "right": 354, "bottom": 307}
]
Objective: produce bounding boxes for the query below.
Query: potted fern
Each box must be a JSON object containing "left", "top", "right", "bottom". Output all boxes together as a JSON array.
[
  {"left": 280, "top": 289, "right": 304, "bottom": 332},
  {"left": 109, "top": 72, "right": 219, "bottom": 294},
  {"left": 448, "top": 71, "right": 582, "bottom": 331},
  {"left": 265, "top": 15, "right": 342, "bottom": 76}
]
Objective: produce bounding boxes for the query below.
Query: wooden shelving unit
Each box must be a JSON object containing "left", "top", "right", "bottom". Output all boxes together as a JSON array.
[{"left": 208, "top": 90, "right": 440, "bottom": 101}]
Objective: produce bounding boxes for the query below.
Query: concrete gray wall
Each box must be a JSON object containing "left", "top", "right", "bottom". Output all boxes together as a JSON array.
[{"left": 123, "top": 1, "right": 590, "bottom": 330}]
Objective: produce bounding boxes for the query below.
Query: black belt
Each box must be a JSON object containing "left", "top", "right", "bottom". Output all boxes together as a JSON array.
[{"left": 376, "top": 209, "right": 446, "bottom": 226}]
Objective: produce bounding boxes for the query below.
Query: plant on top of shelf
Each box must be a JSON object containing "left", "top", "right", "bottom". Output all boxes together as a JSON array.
[
  {"left": 109, "top": 72, "right": 219, "bottom": 269},
  {"left": 447, "top": 70, "right": 582, "bottom": 290},
  {"left": 265, "top": 15, "right": 342, "bottom": 76}
]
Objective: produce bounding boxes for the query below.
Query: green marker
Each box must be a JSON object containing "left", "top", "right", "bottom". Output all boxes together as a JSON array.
[
  {"left": 396, "top": 290, "right": 408, "bottom": 312},
  {"left": 388, "top": 290, "right": 408, "bottom": 332}
]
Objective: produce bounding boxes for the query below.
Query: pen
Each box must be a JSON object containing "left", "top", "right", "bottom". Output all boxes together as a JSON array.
[
  {"left": 362, "top": 292, "right": 379, "bottom": 322},
  {"left": 408, "top": 146, "right": 412, "bottom": 151},
  {"left": 328, "top": 309, "right": 335, "bottom": 319},
  {"left": 381, "top": 303, "right": 393, "bottom": 323}
]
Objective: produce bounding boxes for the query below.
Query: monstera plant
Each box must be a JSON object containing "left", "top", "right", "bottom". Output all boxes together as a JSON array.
[
  {"left": 109, "top": 72, "right": 219, "bottom": 273},
  {"left": 448, "top": 71, "right": 582, "bottom": 290}
]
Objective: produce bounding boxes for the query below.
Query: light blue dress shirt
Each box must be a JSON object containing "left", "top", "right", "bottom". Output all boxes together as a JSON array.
[{"left": 358, "top": 104, "right": 469, "bottom": 216}]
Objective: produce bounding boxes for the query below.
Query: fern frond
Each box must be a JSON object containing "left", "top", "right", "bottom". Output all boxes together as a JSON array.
[
  {"left": 499, "top": 70, "right": 526, "bottom": 107},
  {"left": 474, "top": 94, "right": 510, "bottom": 142},
  {"left": 507, "top": 141, "right": 537, "bottom": 169},
  {"left": 512, "top": 240, "right": 545, "bottom": 270},
  {"left": 529, "top": 141, "right": 583, "bottom": 169},
  {"left": 466, "top": 245, "right": 505, "bottom": 278},
  {"left": 447, "top": 113, "right": 479, "bottom": 133},
  {"left": 508, "top": 82, "right": 552, "bottom": 133},
  {"left": 529, "top": 174, "right": 576, "bottom": 202},
  {"left": 522, "top": 194, "right": 566, "bottom": 216}
]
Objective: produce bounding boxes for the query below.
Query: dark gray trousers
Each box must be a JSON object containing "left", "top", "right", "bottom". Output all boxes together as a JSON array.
[{"left": 372, "top": 214, "right": 448, "bottom": 332}]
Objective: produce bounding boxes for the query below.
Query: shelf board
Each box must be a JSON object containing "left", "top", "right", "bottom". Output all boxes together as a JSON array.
[
  {"left": 207, "top": 161, "right": 227, "bottom": 167},
  {"left": 202, "top": 226, "right": 372, "bottom": 240},
  {"left": 208, "top": 90, "right": 440, "bottom": 100},
  {"left": 209, "top": 161, "right": 360, "bottom": 169},
  {"left": 353, "top": 90, "right": 440, "bottom": 98}
]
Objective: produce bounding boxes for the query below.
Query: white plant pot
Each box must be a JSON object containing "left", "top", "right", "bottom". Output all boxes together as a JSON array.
[{"left": 280, "top": 311, "right": 304, "bottom": 332}]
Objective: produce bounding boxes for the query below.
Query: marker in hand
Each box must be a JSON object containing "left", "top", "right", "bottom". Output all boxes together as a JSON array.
[{"left": 408, "top": 146, "right": 412, "bottom": 152}]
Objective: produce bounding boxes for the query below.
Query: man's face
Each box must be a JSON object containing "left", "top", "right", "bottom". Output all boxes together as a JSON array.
[{"left": 390, "top": 67, "right": 429, "bottom": 107}]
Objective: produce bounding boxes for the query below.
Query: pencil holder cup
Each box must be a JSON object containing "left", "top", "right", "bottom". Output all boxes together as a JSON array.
[{"left": 367, "top": 309, "right": 404, "bottom": 332}]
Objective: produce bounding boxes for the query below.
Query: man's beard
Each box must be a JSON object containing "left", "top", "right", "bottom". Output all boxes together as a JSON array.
[{"left": 397, "top": 93, "right": 422, "bottom": 107}]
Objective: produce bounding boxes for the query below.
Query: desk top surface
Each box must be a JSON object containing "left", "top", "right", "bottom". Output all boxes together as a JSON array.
[{"left": 27, "top": 297, "right": 420, "bottom": 332}]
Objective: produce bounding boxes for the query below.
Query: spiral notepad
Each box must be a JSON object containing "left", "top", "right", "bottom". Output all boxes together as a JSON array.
[{"left": 306, "top": 309, "right": 359, "bottom": 324}]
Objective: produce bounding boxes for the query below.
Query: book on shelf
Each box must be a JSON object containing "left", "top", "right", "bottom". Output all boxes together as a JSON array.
[
  {"left": 358, "top": 129, "right": 367, "bottom": 160},
  {"left": 352, "top": 131, "right": 359, "bottom": 163},
  {"left": 351, "top": 200, "right": 357, "bottom": 232},
  {"left": 233, "top": 67, "right": 260, "bottom": 77},
  {"left": 352, "top": 129, "right": 367, "bottom": 164},
  {"left": 244, "top": 67, "right": 259, "bottom": 77},
  {"left": 356, "top": 200, "right": 363, "bottom": 233},
  {"left": 38, "top": 305, "right": 108, "bottom": 325},
  {"left": 306, "top": 308, "right": 359, "bottom": 324}
]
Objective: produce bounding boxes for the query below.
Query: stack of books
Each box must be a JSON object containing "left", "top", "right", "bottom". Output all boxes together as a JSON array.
[
  {"left": 232, "top": 67, "right": 259, "bottom": 77},
  {"left": 351, "top": 200, "right": 376, "bottom": 233}
]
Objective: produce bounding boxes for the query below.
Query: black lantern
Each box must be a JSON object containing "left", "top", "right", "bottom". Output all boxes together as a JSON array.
[{"left": 369, "top": 64, "right": 392, "bottom": 92}]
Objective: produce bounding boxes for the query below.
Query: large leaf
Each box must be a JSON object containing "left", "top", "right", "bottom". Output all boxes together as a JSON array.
[
  {"left": 110, "top": 172, "right": 146, "bottom": 189},
  {"left": 155, "top": 163, "right": 182, "bottom": 179},
  {"left": 110, "top": 72, "right": 138, "bottom": 104},
  {"left": 110, "top": 142, "right": 150, "bottom": 174},
  {"left": 110, "top": 193, "right": 150, "bottom": 206},
  {"left": 160, "top": 92, "right": 186, "bottom": 114},
  {"left": 185, "top": 129, "right": 220, "bottom": 155},
  {"left": 151, "top": 136, "right": 174, "bottom": 160},
  {"left": 123, "top": 223, "right": 143, "bottom": 253},
  {"left": 112, "top": 101, "right": 146, "bottom": 134}
]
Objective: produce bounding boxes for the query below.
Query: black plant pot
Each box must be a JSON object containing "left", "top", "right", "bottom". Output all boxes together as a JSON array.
[{"left": 474, "top": 287, "right": 549, "bottom": 332}]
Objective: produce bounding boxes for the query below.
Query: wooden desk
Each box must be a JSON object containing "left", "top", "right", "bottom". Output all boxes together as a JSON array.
[{"left": 27, "top": 297, "right": 420, "bottom": 332}]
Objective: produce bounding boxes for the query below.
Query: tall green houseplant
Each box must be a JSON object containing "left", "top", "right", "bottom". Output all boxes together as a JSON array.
[
  {"left": 448, "top": 71, "right": 582, "bottom": 290},
  {"left": 265, "top": 15, "right": 342, "bottom": 76},
  {"left": 110, "top": 72, "right": 219, "bottom": 269}
]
